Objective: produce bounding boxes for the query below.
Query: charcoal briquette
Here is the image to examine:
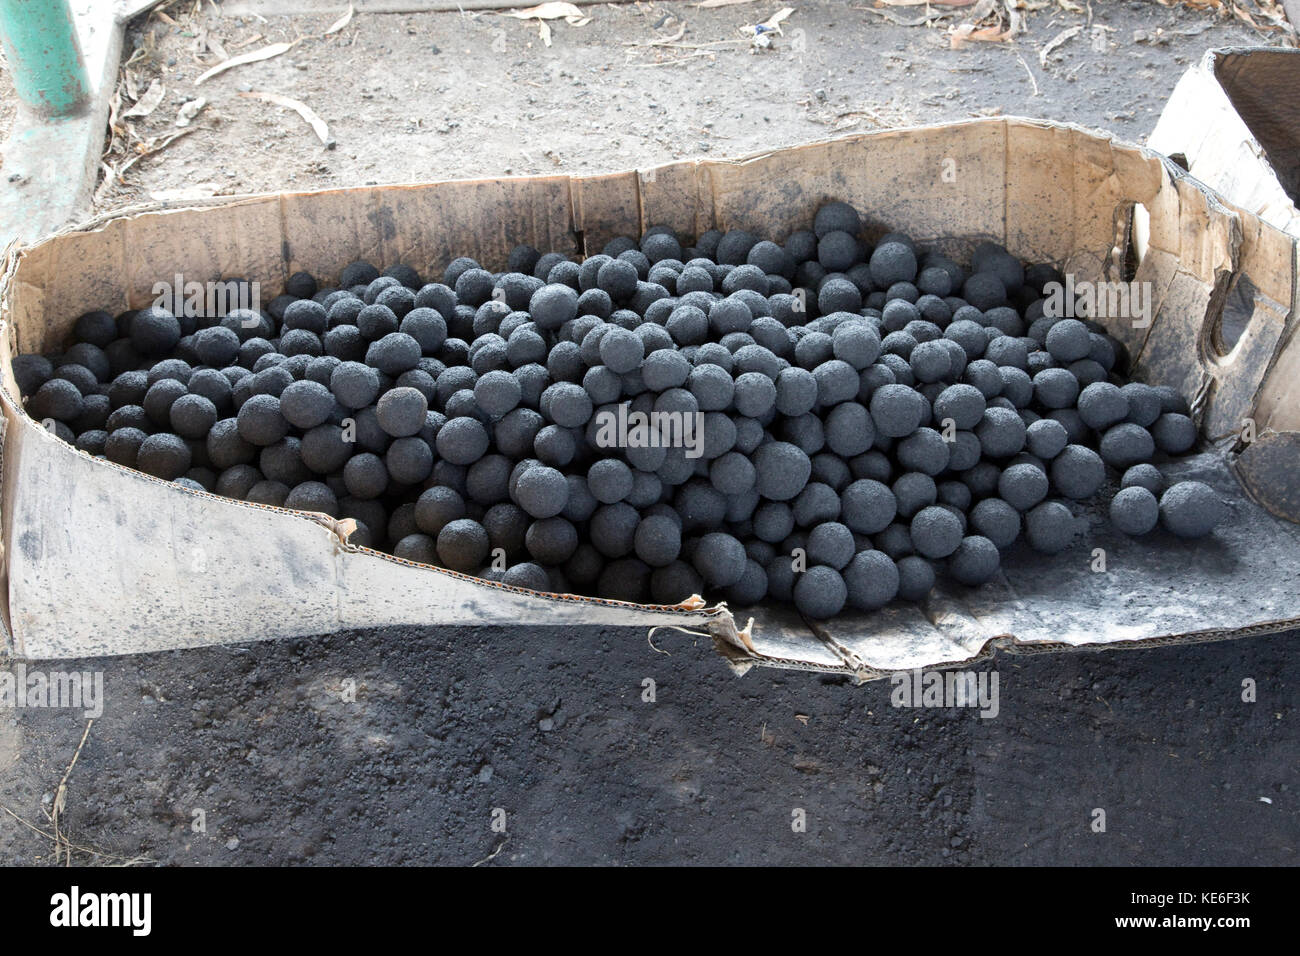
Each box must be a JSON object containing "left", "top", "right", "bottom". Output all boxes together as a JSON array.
[
  {"left": 1159, "top": 480, "right": 1225, "bottom": 539},
  {"left": 1025, "top": 500, "right": 1076, "bottom": 554},
  {"left": 436, "top": 518, "right": 490, "bottom": 572}
]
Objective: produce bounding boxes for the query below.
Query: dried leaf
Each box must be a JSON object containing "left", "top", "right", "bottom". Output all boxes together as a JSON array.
[
  {"left": 951, "top": 20, "right": 1012, "bottom": 47},
  {"left": 1039, "top": 24, "right": 1082, "bottom": 65},
  {"left": 539, "top": 18, "right": 552, "bottom": 45},
  {"left": 760, "top": 7, "right": 795, "bottom": 30},
  {"left": 195, "top": 41, "right": 294, "bottom": 85},
  {"left": 240, "top": 90, "right": 333, "bottom": 146},
  {"left": 697, "top": 0, "right": 761, "bottom": 7},
  {"left": 122, "top": 79, "right": 165, "bottom": 118},
  {"left": 325, "top": 4, "right": 354, "bottom": 35},
  {"left": 509, "top": 2, "right": 584, "bottom": 18},
  {"left": 119, "top": 127, "right": 199, "bottom": 177}
]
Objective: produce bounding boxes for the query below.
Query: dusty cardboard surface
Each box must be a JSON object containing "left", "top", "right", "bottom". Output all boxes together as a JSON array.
[
  {"left": 1, "top": 117, "right": 1297, "bottom": 673},
  {"left": 741, "top": 451, "right": 1300, "bottom": 679}
]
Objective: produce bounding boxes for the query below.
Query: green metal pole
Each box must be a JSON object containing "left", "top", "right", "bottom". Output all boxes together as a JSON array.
[{"left": 0, "top": 0, "right": 90, "bottom": 117}]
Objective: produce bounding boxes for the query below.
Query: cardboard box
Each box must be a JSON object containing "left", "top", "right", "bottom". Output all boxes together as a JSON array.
[{"left": 2, "top": 117, "right": 1297, "bottom": 677}]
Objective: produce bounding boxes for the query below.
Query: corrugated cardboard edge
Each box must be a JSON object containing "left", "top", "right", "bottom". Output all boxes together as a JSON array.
[{"left": 1, "top": 117, "right": 1296, "bottom": 676}]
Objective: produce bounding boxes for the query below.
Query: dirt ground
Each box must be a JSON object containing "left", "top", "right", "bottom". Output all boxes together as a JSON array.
[
  {"left": 0, "top": 0, "right": 1297, "bottom": 866},
  {"left": 94, "top": 0, "right": 1274, "bottom": 205}
]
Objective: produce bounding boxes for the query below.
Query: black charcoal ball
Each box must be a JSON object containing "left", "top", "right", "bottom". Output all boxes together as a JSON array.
[
  {"left": 526, "top": 517, "right": 579, "bottom": 565},
  {"left": 169, "top": 393, "right": 218, "bottom": 440},
  {"left": 279, "top": 380, "right": 335, "bottom": 430},
  {"left": 216, "top": 464, "right": 261, "bottom": 499},
  {"left": 376, "top": 386, "right": 428, "bottom": 438},
  {"left": 300, "top": 424, "right": 351, "bottom": 474},
  {"left": 869, "top": 383, "right": 926, "bottom": 438},
  {"left": 997, "top": 462, "right": 1049, "bottom": 512},
  {"left": 28, "top": 378, "right": 85, "bottom": 422},
  {"left": 1032, "top": 368, "right": 1078, "bottom": 410},
  {"left": 246, "top": 480, "right": 290, "bottom": 507},
  {"left": 105, "top": 427, "right": 147, "bottom": 467},
  {"left": 650, "top": 561, "right": 705, "bottom": 604},
  {"left": 589, "top": 502, "right": 638, "bottom": 558},
  {"left": 284, "top": 481, "right": 338, "bottom": 517},
  {"left": 976, "top": 407, "right": 1026, "bottom": 459},
  {"left": 932, "top": 383, "right": 985, "bottom": 431},
  {"left": 970, "top": 497, "right": 1020, "bottom": 549},
  {"left": 793, "top": 565, "right": 847, "bottom": 619},
  {"left": 502, "top": 562, "right": 550, "bottom": 591},
  {"left": 948, "top": 535, "right": 1000, "bottom": 586},
  {"left": 236, "top": 394, "right": 289, "bottom": 446},
  {"left": 634, "top": 514, "right": 681, "bottom": 567},
  {"left": 807, "top": 522, "right": 854, "bottom": 570},
  {"left": 12, "top": 354, "right": 53, "bottom": 397},
  {"left": 753, "top": 441, "right": 811, "bottom": 502},
  {"left": 260, "top": 438, "right": 309, "bottom": 486},
  {"left": 130, "top": 307, "right": 182, "bottom": 356},
  {"left": 542, "top": 382, "right": 593, "bottom": 428},
  {"left": 1049, "top": 444, "right": 1105, "bottom": 499},
  {"left": 343, "top": 452, "right": 388, "bottom": 500},
  {"left": 435, "top": 416, "right": 490, "bottom": 466},
  {"left": 436, "top": 519, "right": 490, "bottom": 572},
  {"left": 869, "top": 242, "right": 917, "bottom": 287},
  {"left": 814, "top": 201, "right": 861, "bottom": 238},
  {"left": 394, "top": 533, "right": 439, "bottom": 564},
  {"left": 366, "top": 332, "right": 420, "bottom": 375},
  {"left": 136, "top": 432, "right": 191, "bottom": 480},
  {"left": 896, "top": 427, "right": 949, "bottom": 476},
  {"left": 1098, "top": 422, "right": 1155, "bottom": 470},
  {"left": 843, "top": 550, "right": 899, "bottom": 610},
  {"left": 1045, "top": 318, "right": 1091, "bottom": 362},
  {"left": 1025, "top": 500, "right": 1076, "bottom": 554},
  {"left": 330, "top": 361, "right": 380, "bottom": 409},
  {"left": 1159, "top": 481, "right": 1225, "bottom": 539},
  {"left": 839, "top": 478, "right": 896, "bottom": 534},
  {"left": 385, "top": 437, "right": 433, "bottom": 484},
  {"left": 1025, "top": 417, "right": 1068, "bottom": 460},
  {"left": 415, "top": 486, "right": 466, "bottom": 536},
  {"left": 892, "top": 472, "right": 937, "bottom": 519},
  {"left": 1151, "top": 413, "right": 1197, "bottom": 454},
  {"left": 895, "top": 555, "right": 935, "bottom": 602},
  {"left": 1121, "top": 383, "right": 1162, "bottom": 428},
  {"left": 514, "top": 463, "right": 569, "bottom": 518},
  {"left": 1110, "top": 486, "right": 1159, "bottom": 536},
  {"left": 194, "top": 326, "right": 241, "bottom": 367},
  {"left": 910, "top": 505, "right": 963, "bottom": 559},
  {"left": 1121, "top": 463, "right": 1164, "bottom": 495},
  {"left": 1077, "top": 381, "right": 1128, "bottom": 430},
  {"left": 692, "top": 532, "right": 746, "bottom": 587}
]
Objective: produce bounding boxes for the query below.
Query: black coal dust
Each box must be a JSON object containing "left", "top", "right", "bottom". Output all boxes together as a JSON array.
[{"left": 14, "top": 200, "right": 1226, "bottom": 619}]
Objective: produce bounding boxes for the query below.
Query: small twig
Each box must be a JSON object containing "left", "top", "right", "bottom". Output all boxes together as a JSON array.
[
  {"left": 0, "top": 806, "right": 152, "bottom": 866},
  {"left": 51, "top": 718, "right": 94, "bottom": 866},
  {"left": 1016, "top": 52, "right": 1040, "bottom": 96},
  {"left": 472, "top": 840, "right": 507, "bottom": 867}
]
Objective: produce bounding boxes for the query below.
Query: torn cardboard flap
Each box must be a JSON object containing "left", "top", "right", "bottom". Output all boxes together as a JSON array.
[
  {"left": 1149, "top": 47, "right": 1300, "bottom": 239},
  {"left": 1, "top": 117, "right": 1296, "bottom": 675}
]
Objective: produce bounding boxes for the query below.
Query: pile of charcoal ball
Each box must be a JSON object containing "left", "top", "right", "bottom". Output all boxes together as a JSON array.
[{"left": 12, "top": 200, "right": 1226, "bottom": 619}]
